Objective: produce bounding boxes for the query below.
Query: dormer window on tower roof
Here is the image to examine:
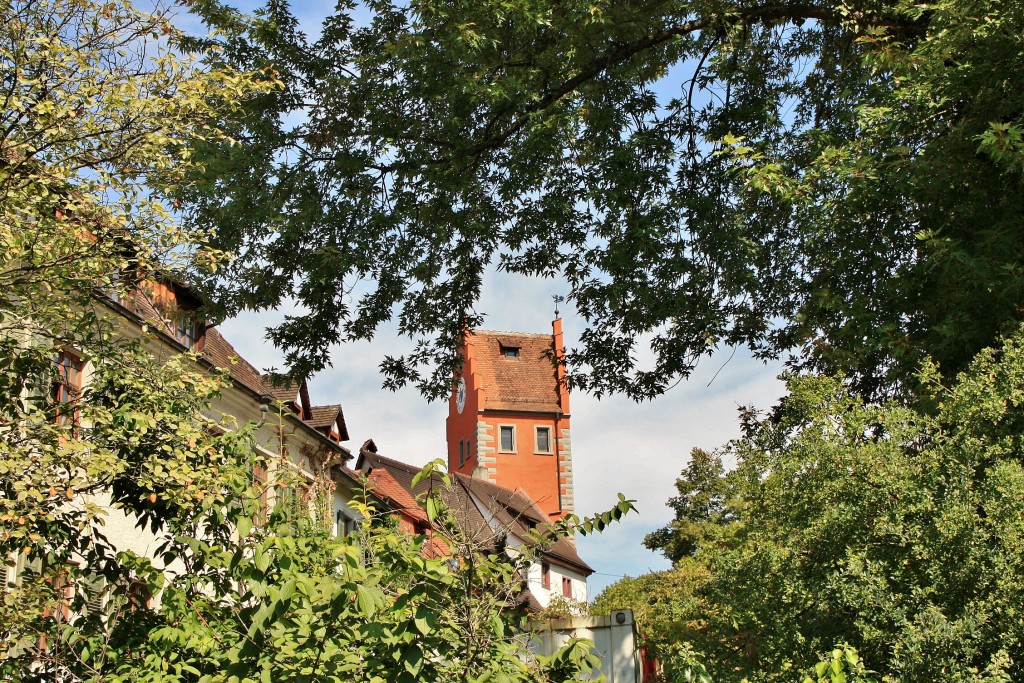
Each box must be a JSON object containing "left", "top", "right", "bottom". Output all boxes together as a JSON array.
[{"left": 501, "top": 345, "right": 520, "bottom": 359}]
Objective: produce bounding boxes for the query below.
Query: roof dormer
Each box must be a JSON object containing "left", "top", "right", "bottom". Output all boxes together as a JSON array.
[
  {"left": 306, "top": 404, "right": 349, "bottom": 443},
  {"left": 135, "top": 277, "right": 207, "bottom": 351}
]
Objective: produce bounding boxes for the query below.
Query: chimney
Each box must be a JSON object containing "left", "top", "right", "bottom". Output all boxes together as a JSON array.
[{"left": 552, "top": 316, "right": 570, "bottom": 414}]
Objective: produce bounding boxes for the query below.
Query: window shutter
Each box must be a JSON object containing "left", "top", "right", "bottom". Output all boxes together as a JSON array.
[{"left": 83, "top": 575, "right": 107, "bottom": 616}]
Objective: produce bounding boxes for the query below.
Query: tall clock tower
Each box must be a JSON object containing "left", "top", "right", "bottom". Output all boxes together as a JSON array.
[{"left": 446, "top": 317, "right": 574, "bottom": 521}]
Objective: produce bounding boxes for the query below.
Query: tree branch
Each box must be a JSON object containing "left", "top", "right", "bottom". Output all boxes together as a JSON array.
[{"left": 375, "top": 3, "right": 925, "bottom": 174}]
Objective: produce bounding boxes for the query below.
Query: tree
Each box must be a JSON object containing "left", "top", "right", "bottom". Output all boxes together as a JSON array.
[
  {"left": 65, "top": 468, "right": 611, "bottom": 683},
  {"left": 0, "top": 0, "right": 272, "bottom": 675},
  {"left": 643, "top": 447, "right": 735, "bottom": 563},
  {"left": 636, "top": 328, "right": 1024, "bottom": 682},
  {"left": 591, "top": 565, "right": 715, "bottom": 679},
  {"left": 180, "top": 0, "right": 1024, "bottom": 400}
]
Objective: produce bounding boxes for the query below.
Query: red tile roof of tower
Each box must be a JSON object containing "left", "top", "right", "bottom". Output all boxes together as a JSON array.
[{"left": 470, "top": 330, "right": 562, "bottom": 413}]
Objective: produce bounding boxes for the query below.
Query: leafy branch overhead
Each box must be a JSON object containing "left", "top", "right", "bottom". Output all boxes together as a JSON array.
[{"left": 183, "top": 0, "right": 1023, "bottom": 400}]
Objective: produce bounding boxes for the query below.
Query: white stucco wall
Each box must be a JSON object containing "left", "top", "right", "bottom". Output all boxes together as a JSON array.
[
  {"left": 530, "top": 610, "right": 641, "bottom": 683},
  {"left": 525, "top": 559, "right": 589, "bottom": 608}
]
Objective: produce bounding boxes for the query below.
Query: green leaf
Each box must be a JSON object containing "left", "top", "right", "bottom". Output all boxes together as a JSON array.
[
  {"left": 413, "top": 605, "right": 436, "bottom": 635},
  {"left": 237, "top": 515, "right": 253, "bottom": 538},
  {"left": 355, "top": 585, "right": 377, "bottom": 617}
]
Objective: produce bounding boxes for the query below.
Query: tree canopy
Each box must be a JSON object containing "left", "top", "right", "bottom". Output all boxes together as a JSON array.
[
  {"left": 624, "top": 327, "right": 1024, "bottom": 681},
  {"left": 182, "top": 0, "right": 1024, "bottom": 400},
  {"left": 643, "top": 447, "right": 735, "bottom": 563},
  {"left": 0, "top": 0, "right": 270, "bottom": 673},
  {"left": 0, "top": 0, "right": 265, "bottom": 567}
]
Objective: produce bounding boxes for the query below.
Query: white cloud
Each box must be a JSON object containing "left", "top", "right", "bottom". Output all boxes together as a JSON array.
[{"left": 572, "top": 350, "right": 784, "bottom": 596}]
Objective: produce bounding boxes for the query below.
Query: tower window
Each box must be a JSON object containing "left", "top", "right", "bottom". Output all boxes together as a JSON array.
[
  {"left": 499, "top": 425, "right": 516, "bottom": 452},
  {"left": 501, "top": 346, "right": 520, "bottom": 359},
  {"left": 535, "top": 426, "right": 552, "bottom": 454},
  {"left": 459, "top": 439, "right": 465, "bottom": 467},
  {"left": 541, "top": 562, "right": 551, "bottom": 590},
  {"left": 562, "top": 576, "right": 573, "bottom": 597}
]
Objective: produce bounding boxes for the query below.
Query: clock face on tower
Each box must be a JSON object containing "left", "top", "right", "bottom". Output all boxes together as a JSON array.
[{"left": 456, "top": 377, "right": 467, "bottom": 414}]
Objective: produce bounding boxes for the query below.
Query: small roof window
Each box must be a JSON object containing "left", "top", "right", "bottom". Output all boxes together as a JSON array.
[{"left": 501, "top": 345, "right": 520, "bottom": 359}]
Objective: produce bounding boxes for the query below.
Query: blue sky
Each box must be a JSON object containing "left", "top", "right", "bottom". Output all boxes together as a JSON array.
[{"left": 191, "top": 0, "right": 788, "bottom": 597}]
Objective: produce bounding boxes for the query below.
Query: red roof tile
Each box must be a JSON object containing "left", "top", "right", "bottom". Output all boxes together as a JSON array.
[
  {"left": 356, "top": 448, "right": 592, "bottom": 575},
  {"left": 367, "top": 469, "right": 428, "bottom": 523},
  {"left": 357, "top": 447, "right": 422, "bottom": 495},
  {"left": 308, "top": 405, "right": 335, "bottom": 425},
  {"left": 267, "top": 384, "right": 302, "bottom": 411},
  {"left": 306, "top": 404, "right": 349, "bottom": 441},
  {"left": 201, "top": 328, "right": 267, "bottom": 397},
  {"left": 106, "top": 280, "right": 352, "bottom": 458},
  {"left": 452, "top": 473, "right": 592, "bottom": 574},
  {"left": 470, "top": 331, "right": 562, "bottom": 413}
]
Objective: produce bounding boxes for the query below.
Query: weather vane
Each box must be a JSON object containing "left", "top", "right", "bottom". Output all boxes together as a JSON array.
[{"left": 552, "top": 294, "right": 564, "bottom": 318}]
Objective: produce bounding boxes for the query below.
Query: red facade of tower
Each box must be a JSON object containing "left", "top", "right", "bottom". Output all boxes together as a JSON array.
[{"left": 446, "top": 318, "right": 574, "bottom": 521}]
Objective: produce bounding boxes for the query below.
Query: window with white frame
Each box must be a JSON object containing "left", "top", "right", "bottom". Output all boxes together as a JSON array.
[
  {"left": 535, "top": 426, "right": 552, "bottom": 454},
  {"left": 499, "top": 425, "right": 515, "bottom": 452},
  {"left": 176, "top": 316, "right": 200, "bottom": 349}
]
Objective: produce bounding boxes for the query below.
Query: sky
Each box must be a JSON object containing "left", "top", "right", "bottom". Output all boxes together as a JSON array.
[{"left": 193, "top": 0, "right": 789, "bottom": 598}]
